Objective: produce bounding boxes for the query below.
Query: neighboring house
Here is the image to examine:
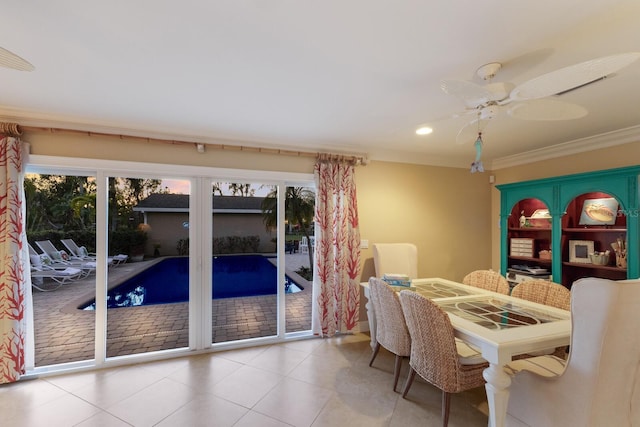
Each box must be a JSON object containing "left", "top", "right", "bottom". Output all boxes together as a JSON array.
[{"left": 133, "top": 194, "right": 275, "bottom": 255}]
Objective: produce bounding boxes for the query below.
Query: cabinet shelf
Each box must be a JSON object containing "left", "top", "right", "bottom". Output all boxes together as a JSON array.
[
  {"left": 508, "top": 255, "right": 551, "bottom": 264},
  {"left": 563, "top": 228, "right": 626, "bottom": 233},
  {"left": 508, "top": 227, "right": 550, "bottom": 232},
  {"left": 562, "top": 261, "right": 626, "bottom": 273}
]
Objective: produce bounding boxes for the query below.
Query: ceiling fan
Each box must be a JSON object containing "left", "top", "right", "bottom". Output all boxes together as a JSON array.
[
  {"left": 0, "top": 46, "right": 34, "bottom": 71},
  {"left": 427, "top": 52, "right": 640, "bottom": 145}
]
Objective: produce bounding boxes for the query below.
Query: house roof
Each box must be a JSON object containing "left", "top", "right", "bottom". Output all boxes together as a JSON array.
[{"left": 133, "top": 194, "right": 267, "bottom": 213}]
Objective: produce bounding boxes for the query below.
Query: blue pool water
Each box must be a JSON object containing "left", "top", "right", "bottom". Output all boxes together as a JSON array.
[{"left": 80, "top": 255, "right": 302, "bottom": 310}]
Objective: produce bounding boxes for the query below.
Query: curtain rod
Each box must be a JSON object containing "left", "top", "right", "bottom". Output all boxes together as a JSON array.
[
  {"left": 20, "top": 125, "right": 368, "bottom": 165},
  {"left": 0, "top": 122, "right": 23, "bottom": 136}
]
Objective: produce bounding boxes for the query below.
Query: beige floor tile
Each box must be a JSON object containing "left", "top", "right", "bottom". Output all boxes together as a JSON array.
[
  {"left": 234, "top": 410, "right": 293, "bottom": 427},
  {"left": 311, "top": 392, "right": 395, "bottom": 427},
  {"left": 4, "top": 392, "right": 101, "bottom": 427},
  {"left": 247, "top": 345, "right": 310, "bottom": 375},
  {"left": 70, "top": 365, "right": 166, "bottom": 408},
  {"left": 287, "top": 352, "right": 353, "bottom": 389},
  {"left": 253, "top": 377, "right": 333, "bottom": 426},
  {"left": 209, "top": 365, "right": 283, "bottom": 408},
  {"left": 106, "top": 378, "right": 197, "bottom": 426},
  {"left": 167, "top": 353, "right": 244, "bottom": 388},
  {"left": 74, "top": 410, "right": 133, "bottom": 426},
  {"left": 155, "top": 393, "right": 248, "bottom": 427},
  {"left": 215, "top": 344, "right": 270, "bottom": 364},
  {"left": 43, "top": 368, "right": 120, "bottom": 394},
  {"left": 279, "top": 337, "right": 324, "bottom": 354},
  {"left": 390, "top": 379, "right": 487, "bottom": 427},
  {"left": 0, "top": 378, "right": 68, "bottom": 420}
]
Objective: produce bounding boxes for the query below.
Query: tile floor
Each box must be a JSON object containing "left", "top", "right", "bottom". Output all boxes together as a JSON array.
[{"left": 1, "top": 333, "right": 489, "bottom": 426}]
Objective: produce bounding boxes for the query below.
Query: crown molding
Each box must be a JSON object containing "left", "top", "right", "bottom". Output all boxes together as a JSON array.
[{"left": 490, "top": 125, "right": 640, "bottom": 170}]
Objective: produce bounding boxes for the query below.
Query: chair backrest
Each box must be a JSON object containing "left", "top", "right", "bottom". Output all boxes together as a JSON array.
[
  {"left": 372, "top": 243, "right": 418, "bottom": 279},
  {"left": 511, "top": 280, "right": 570, "bottom": 310},
  {"left": 368, "top": 277, "right": 411, "bottom": 356},
  {"left": 508, "top": 278, "right": 640, "bottom": 425},
  {"left": 28, "top": 243, "right": 39, "bottom": 256},
  {"left": 60, "top": 238, "right": 81, "bottom": 257},
  {"left": 35, "top": 240, "right": 67, "bottom": 262},
  {"left": 399, "top": 290, "right": 466, "bottom": 393},
  {"left": 462, "top": 270, "right": 510, "bottom": 294}
]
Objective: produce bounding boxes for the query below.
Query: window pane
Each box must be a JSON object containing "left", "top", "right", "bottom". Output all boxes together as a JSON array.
[
  {"left": 211, "top": 182, "right": 278, "bottom": 343},
  {"left": 26, "top": 173, "right": 97, "bottom": 366},
  {"left": 105, "top": 177, "right": 190, "bottom": 358}
]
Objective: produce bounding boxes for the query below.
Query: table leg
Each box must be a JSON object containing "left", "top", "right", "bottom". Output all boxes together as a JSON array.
[{"left": 483, "top": 363, "right": 511, "bottom": 427}]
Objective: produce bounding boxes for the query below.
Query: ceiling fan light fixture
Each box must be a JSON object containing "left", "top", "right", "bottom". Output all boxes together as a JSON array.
[
  {"left": 476, "top": 62, "right": 502, "bottom": 81},
  {"left": 416, "top": 126, "right": 433, "bottom": 136}
]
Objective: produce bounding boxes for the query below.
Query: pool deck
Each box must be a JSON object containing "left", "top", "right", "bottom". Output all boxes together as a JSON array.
[{"left": 32, "top": 254, "right": 313, "bottom": 367}]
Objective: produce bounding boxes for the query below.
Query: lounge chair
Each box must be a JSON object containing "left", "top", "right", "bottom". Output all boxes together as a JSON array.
[
  {"left": 60, "top": 238, "right": 97, "bottom": 261},
  {"left": 35, "top": 240, "right": 97, "bottom": 277},
  {"left": 29, "top": 252, "right": 83, "bottom": 291},
  {"left": 61, "top": 238, "right": 129, "bottom": 266}
]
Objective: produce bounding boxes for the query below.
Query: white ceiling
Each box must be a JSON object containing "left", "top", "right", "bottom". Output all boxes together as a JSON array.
[{"left": 2, "top": 0, "right": 640, "bottom": 169}]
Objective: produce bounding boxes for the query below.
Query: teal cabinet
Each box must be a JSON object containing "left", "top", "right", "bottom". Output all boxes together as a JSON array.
[{"left": 497, "top": 166, "right": 640, "bottom": 288}]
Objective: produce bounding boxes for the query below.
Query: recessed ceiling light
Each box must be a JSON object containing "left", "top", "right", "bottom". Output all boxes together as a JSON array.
[{"left": 416, "top": 126, "right": 433, "bottom": 136}]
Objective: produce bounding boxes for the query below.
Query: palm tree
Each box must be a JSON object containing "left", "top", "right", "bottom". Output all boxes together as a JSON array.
[{"left": 262, "top": 186, "right": 316, "bottom": 273}]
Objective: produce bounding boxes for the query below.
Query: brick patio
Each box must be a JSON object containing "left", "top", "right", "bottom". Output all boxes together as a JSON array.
[{"left": 32, "top": 254, "right": 312, "bottom": 366}]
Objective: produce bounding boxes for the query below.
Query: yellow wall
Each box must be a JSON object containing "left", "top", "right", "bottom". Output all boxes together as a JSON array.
[{"left": 357, "top": 161, "right": 493, "bottom": 282}]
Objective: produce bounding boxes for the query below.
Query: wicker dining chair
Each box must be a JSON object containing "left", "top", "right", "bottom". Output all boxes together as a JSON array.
[
  {"left": 511, "top": 280, "right": 571, "bottom": 359},
  {"left": 462, "top": 269, "right": 510, "bottom": 294},
  {"left": 511, "top": 279, "right": 571, "bottom": 310},
  {"left": 399, "top": 290, "right": 488, "bottom": 427},
  {"left": 368, "top": 277, "right": 412, "bottom": 392}
]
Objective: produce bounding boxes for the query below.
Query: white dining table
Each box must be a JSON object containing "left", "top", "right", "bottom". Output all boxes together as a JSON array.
[{"left": 361, "top": 277, "right": 571, "bottom": 427}]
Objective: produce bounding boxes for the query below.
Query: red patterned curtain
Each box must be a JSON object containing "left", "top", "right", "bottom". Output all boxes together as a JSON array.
[
  {"left": 312, "top": 154, "right": 361, "bottom": 337},
  {"left": 0, "top": 123, "right": 29, "bottom": 383}
]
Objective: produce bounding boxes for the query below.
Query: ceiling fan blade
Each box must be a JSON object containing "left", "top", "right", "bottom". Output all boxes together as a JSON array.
[
  {"left": 508, "top": 99, "right": 588, "bottom": 121},
  {"left": 509, "top": 52, "right": 640, "bottom": 101},
  {"left": 455, "top": 118, "right": 490, "bottom": 145},
  {"left": 441, "top": 79, "right": 493, "bottom": 109},
  {"left": 0, "top": 46, "right": 34, "bottom": 71}
]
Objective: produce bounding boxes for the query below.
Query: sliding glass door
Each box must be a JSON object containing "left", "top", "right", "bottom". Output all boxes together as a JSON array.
[
  {"left": 210, "top": 181, "right": 279, "bottom": 343},
  {"left": 25, "top": 172, "right": 97, "bottom": 366},
  {"left": 105, "top": 176, "right": 191, "bottom": 358},
  {"left": 25, "top": 159, "right": 314, "bottom": 371}
]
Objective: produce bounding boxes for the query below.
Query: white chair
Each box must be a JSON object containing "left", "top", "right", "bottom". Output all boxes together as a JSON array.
[
  {"left": 506, "top": 277, "right": 640, "bottom": 426},
  {"left": 372, "top": 243, "right": 418, "bottom": 279},
  {"left": 298, "top": 236, "right": 309, "bottom": 254}
]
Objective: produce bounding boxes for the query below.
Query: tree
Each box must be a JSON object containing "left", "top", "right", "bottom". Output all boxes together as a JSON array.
[
  {"left": 262, "top": 186, "right": 316, "bottom": 273},
  {"left": 228, "top": 183, "right": 254, "bottom": 197},
  {"left": 24, "top": 174, "right": 96, "bottom": 231}
]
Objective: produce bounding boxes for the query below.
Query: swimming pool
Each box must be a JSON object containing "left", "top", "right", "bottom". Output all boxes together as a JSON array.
[{"left": 80, "top": 255, "right": 303, "bottom": 310}]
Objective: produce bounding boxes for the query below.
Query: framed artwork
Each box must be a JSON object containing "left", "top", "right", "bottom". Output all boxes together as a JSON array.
[
  {"left": 579, "top": 197, "right": 618, "bottom": 225},
  {"left": 569, "top": 240, "right": 594, "bottom": 263}
]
